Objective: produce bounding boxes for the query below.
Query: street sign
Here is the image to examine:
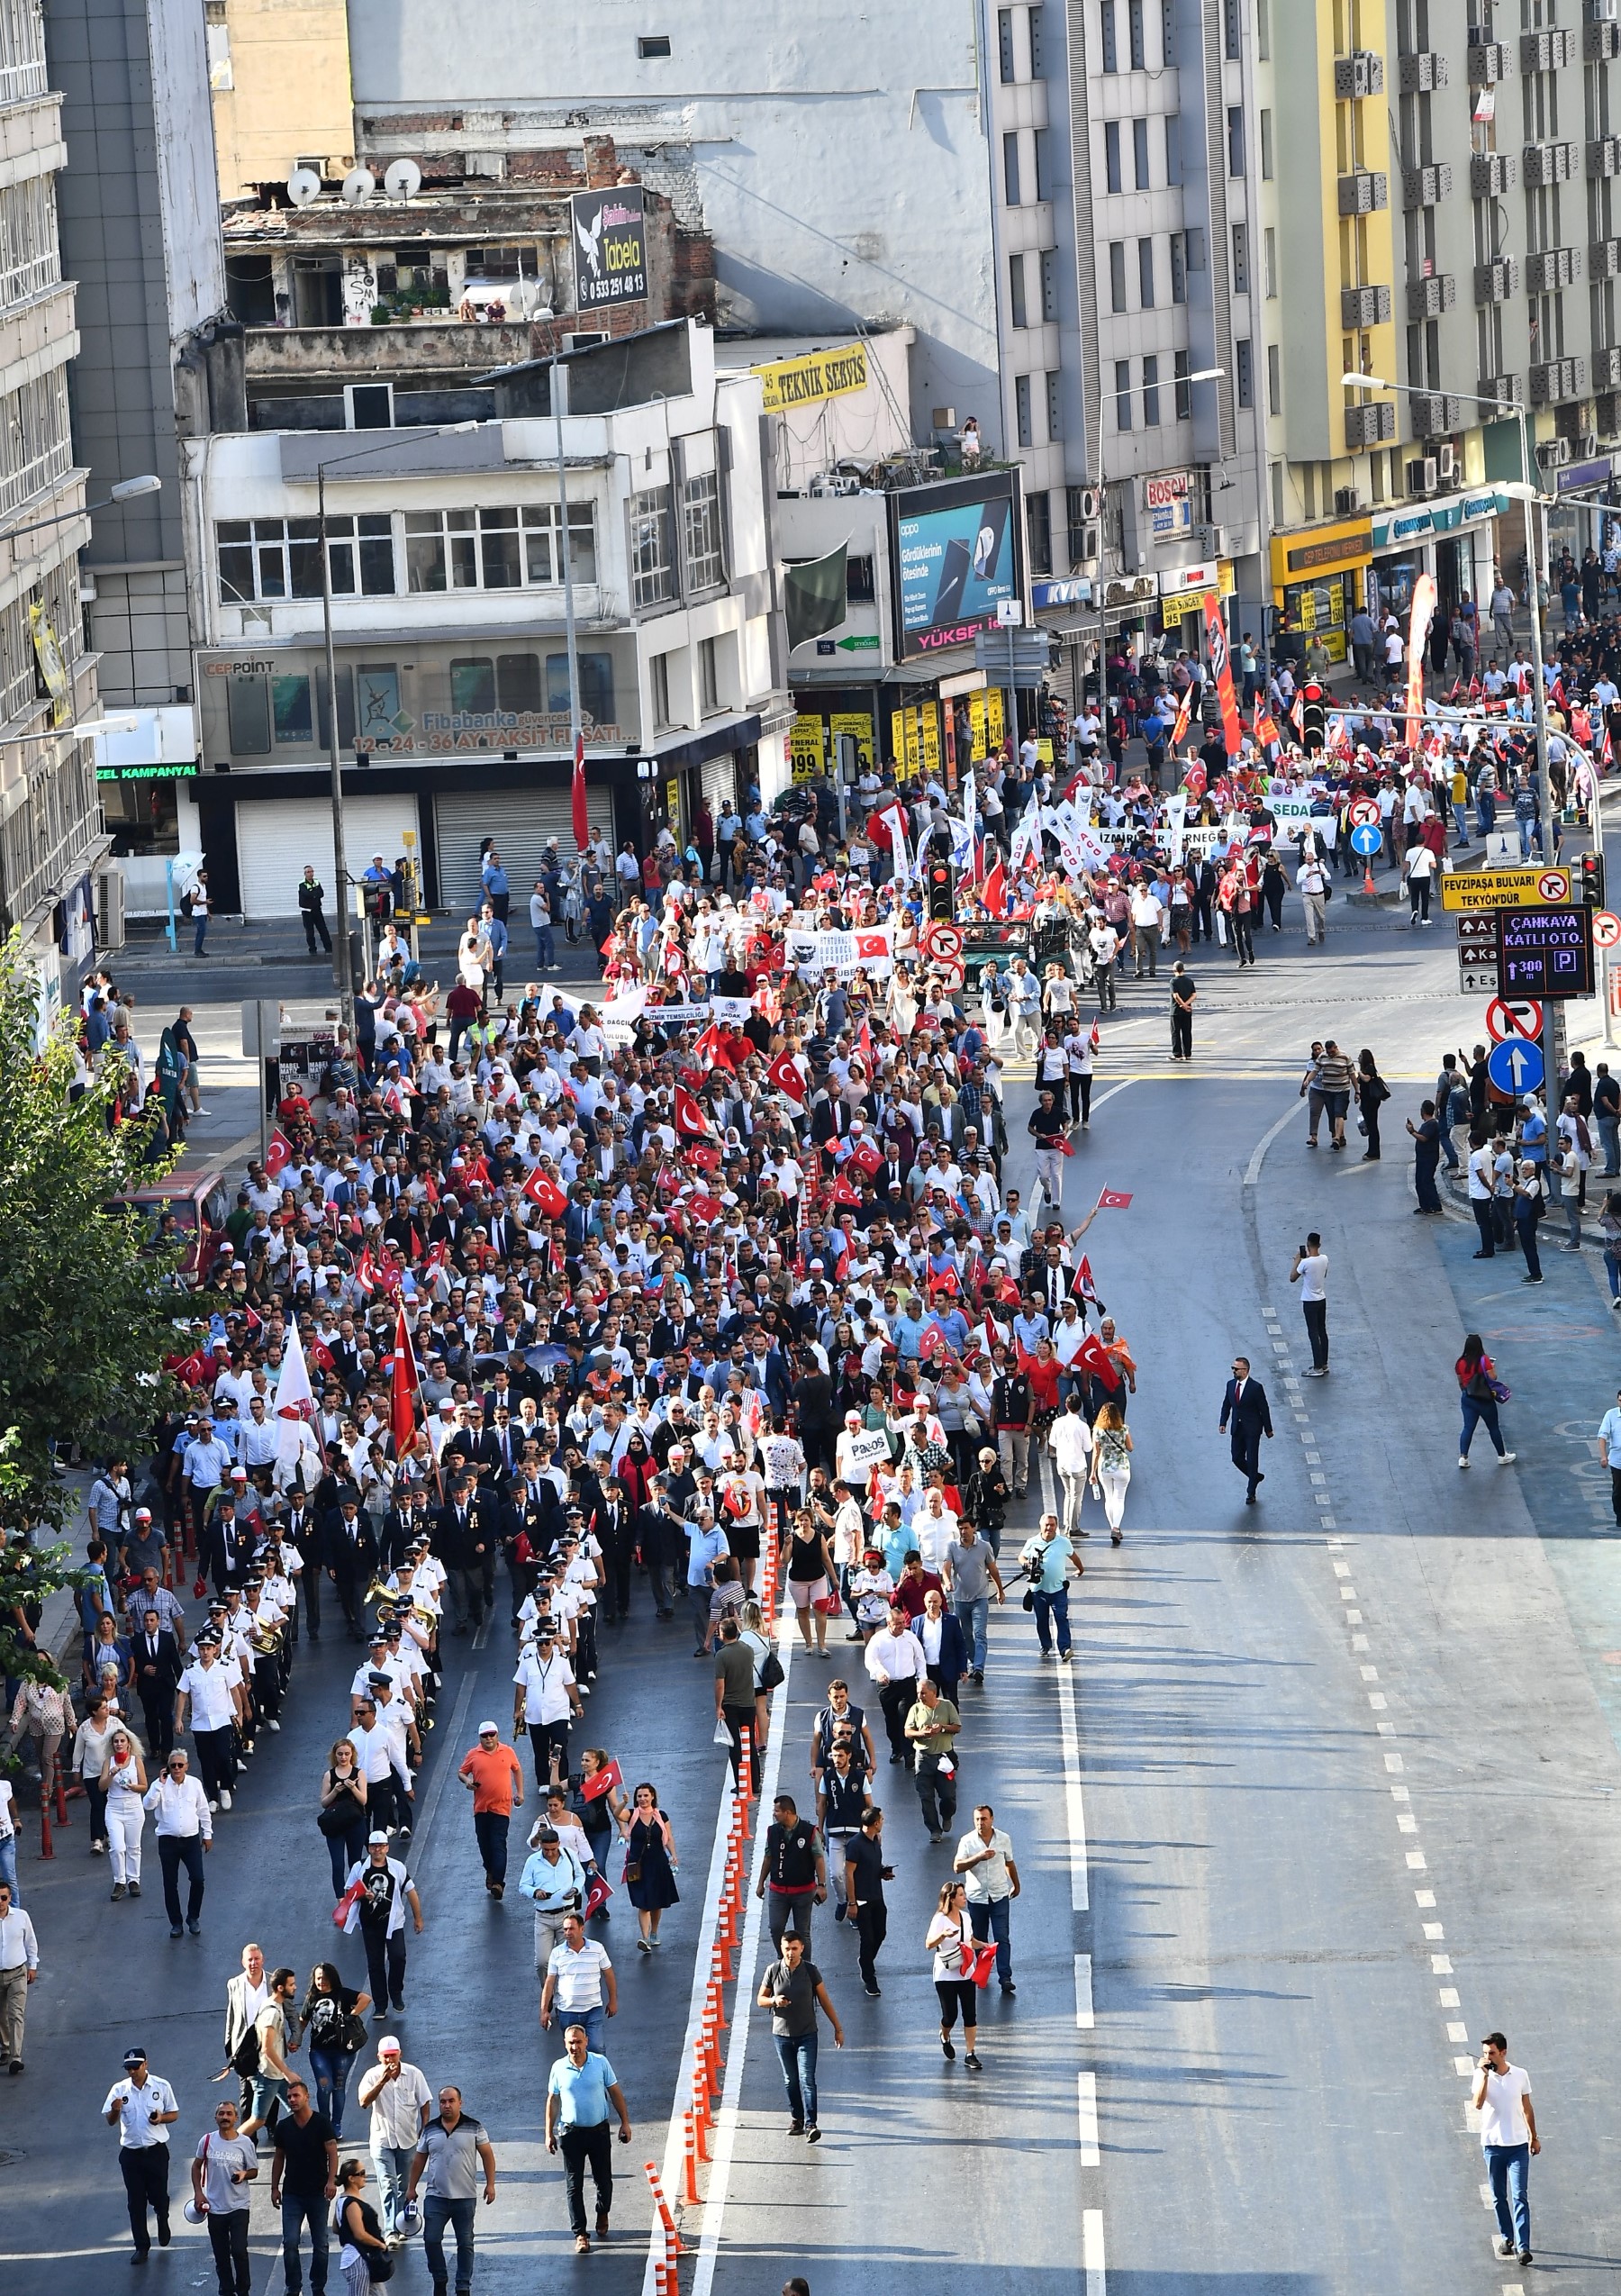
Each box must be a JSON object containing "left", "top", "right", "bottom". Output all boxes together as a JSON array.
[
  {"left": 1441, "top": 866, "right": 1574, "bottom": 912},
  {"left": 922, "top": 922, "right": 964, "bottom": 964},
  {"left": 1455, "top": 914, "right": 1497, "bottom": 953},
  {"left": 1593, "top": 908, "right": 1621, "bottom": 950},
  {"left": 836, "top": 634, "right": 881, "bottom": 651},
  {"left": 1349, "top": 822, "right": 1382, "bottom": 856},
  {"left": 1486, "top": 995, "right": 1543, "bottom": 1043},
  {"left": 1487, "top": 1037, "right": 1544, "bottom": 1096},
  {"left": 1497, "top": 906, "right": 1596, "bottom": 999},
  {"left": 1348, "top": 796, "right": 1381, "bottom": 828},
  {"left": 1459, "top": 966, "right": 1499, "bottom": 994}
]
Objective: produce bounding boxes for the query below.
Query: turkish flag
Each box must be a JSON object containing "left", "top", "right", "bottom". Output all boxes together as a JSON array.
[
  {"left": 390, "top": 1303, "right": 419, "bottom": 1453},
  {"left": 572, "top": 730, "right": 589, "bottom": 853},
  {"left": 580, "top": 1756, "right": 623, "bottom": 1804},
  {"left": 1075, "top": 1330, "right": 1121, "bottom": 1390},
  {"left": 1073, "top": 1254, "right": 1098, "bottom": 1302},
  {"left": 688, "top": 1142, "right": 722, "bottom": 1174},
  {"left": 265, "top": 1127, "right": 296, "bottom": 1179},
  {"left": 694, "top": 1022, "right": 737, "bottom": 1072},
  {"left": 687, "top": 1190, "right": 722, "bottom": 1225},
  {"left": 169, "top": 1348, "right": 212, "bottom": 1390},
  {"left": 830, "top": 1175, "right": 862, "bottom": 1206},
  {"left": 1096, "top": 1188, "right": 1133, "bottom": 1210},
  {"left": 848, "top": 1139, "right": 883, "bottom": 1178},
  {"left": 522, "top": 1167, "right": 567, "bottom": 1218},
  {"left": 767, "top": 1051, "right": 806, "bottom": 1103},
  {"left": 983, "top": 857, "right": 1007, "bottom": 918},
  {"left": 928, "top": 1266, "right": 960, "bottom": 1296},
  {"left": 675, "top": 1086, "right": 714, "bottom": 1139}
]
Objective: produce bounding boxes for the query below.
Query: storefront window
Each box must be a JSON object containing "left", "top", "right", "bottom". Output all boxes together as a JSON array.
[
  {"left": 1283, "top": 575, "right": 1349, "bottom": 662},
  {"left": 1367, "top": 557, "right": 1420, "bottom": 622},
  {"left": 449, "top": 657, "right": 496, "bottom": 712},
  {"left": 497, "top": 652, "right": 541, "bottom": 711},
  {"left": 226, "top": 674, "right": 270, "bottom": 754}
]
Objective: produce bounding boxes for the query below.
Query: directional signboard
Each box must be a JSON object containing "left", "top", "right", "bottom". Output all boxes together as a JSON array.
[
  {"left": 1593, "top": 909, "right": 1621, "bottom": 951},
  {"left": 1487, "top": 1036, "right": 1544, "bottom": 1096},
  {"left": 1349, "top": 822, "right": 1382, "bottom": 856},
  {"left": 1459, "top": 966, "right": 1499, "bottom": 994},
  {"left": 1496, "top": 906, "right": 1596, "bottom": 1000},
  {"left": 1441, "top": 866, "right": 1573, "bottom": 912}
]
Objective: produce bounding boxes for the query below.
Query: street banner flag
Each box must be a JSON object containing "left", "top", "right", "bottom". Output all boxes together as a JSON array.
[
  {"left": 390, "top": 1302, "right": 420, "bottom": 1452},
  {"left": 1202, "top": 594, "right": 1243, "bottom": 757}
]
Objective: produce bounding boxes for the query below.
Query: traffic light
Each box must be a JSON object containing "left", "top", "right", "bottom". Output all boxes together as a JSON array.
[
  {"left": 1578, "top": 850, "right": 1607, "bottom": 907},
  {"left": 362, "top": 881, "right": 388, "bottom": 921},
  {"left": 1300, "top": 679, "right": 1327, "bottom": 752},
  {"left": 927, "top": 858, "right": 955, "bottom": 921}
]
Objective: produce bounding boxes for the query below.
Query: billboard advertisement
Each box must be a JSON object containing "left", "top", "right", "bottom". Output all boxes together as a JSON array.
[
  {"left": 890, "top": 470, "right": 1021, "bottom": 658},
  {"left": 570, "top": 185, "right": 648, "bottom": 312}
]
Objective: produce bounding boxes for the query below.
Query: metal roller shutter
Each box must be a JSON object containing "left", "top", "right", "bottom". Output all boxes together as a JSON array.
[
  {"left": 434, "top": 789, "right": 580, "bottom": 919},
  {"left": 235, "top": 794, "right": 421, "bottom": 922},
  {"left": 700, "top": 754, "right": 738, "bottom": 822}
]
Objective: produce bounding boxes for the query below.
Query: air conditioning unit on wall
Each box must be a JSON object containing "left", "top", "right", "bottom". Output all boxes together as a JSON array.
[{"left": 1406, "top": 456, "right": 1439, "bottom": 495}]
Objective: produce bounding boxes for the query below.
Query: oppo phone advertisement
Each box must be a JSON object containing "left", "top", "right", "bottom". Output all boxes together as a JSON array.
[{"left": 891, "top": 469, "right": 1021, "bottom": 656}]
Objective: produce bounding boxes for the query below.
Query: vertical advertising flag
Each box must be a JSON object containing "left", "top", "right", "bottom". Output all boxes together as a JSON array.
[
  {"left": 1201, "top": 594, "right": 1243, "bottom": 757},
  {"left": 1406, "top": 571, "right": 1437, "bottom": 751}
]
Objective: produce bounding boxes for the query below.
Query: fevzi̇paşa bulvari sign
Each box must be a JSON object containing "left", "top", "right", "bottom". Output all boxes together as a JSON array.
[
  {"left": 1440, "top": 866, "right": 1573, "bottom": 912},
  {"left": 753, "top": 342, "right": 869, "bottom": 414}
]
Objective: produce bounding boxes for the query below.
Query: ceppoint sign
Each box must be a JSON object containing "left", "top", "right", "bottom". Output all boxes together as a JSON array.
[{"left": 755, "top": 342, "right": 870, "bottom": 413}]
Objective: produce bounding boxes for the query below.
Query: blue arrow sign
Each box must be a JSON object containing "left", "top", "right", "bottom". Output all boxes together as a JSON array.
[
  {"left": 1349, "top": 822, "right": 1383, "bottom": 856},
  {"left": 1487, "top": 1037, "right": 1544, "bottom": 1096}
]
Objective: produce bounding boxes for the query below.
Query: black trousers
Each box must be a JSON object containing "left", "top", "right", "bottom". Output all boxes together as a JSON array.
[
  {"left": 559, "top": 2120, "right": 614, "bottom": 2237},
  {"left": 303, "top": 908, "right": 332, "bottom": 955},
  {"left": 1171, "top": 1005, "right": 1192, "bottom": 1058},
  {"left": 1302, "top": 1299, "right": 1328, "bottom": 1370},
  {"left": 193, "top": 1725, "right": 234, "bottom": 1803},
  {"left": 1069, "top": 1073, "right": 1092, "bottom": 1122},
  {"left": 360, "top": 1923, "right": 407, "bottom": 2010},
  {"left": 158, "top": 1833, "right": 205, "bottom": 1928},
  {"left": 1228, "top": 1425, "right": 1264, "bottom": 1498},
  {"left": 301, "top": 1565, "right": 322, "bottom": 1638},
  {"left": 1611, "top": 1465, "right": 1621, "bottom": 1527},
  {"left": 121, "top": 2145, "right": 170, "bottom": 2254},
  {"left": 207, "top": 2204, "right": 251, "bottom": 2296},
  {"left": 722, "top": 1702, "right": 760, "bottom": 1793},
  {"left": 601, "top": 1544, "right": 632, "bottom": 1620},
  {"left": 878, "top": 1680, "right": 914, "bottom": 1765},
  {"left": 529, "top": 1719, "right": 571, "bottom": 1789},
  {"left": 855, "top": 1900, "right": 888, "bottom": 1990},
  {"left": 139, "top": 1691, "right": 175, "bottom": 1760}
]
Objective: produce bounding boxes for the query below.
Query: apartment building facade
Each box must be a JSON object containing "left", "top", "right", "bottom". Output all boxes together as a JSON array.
[{"left": 0, "top": 0, "right": 108, "bottom": 1007}]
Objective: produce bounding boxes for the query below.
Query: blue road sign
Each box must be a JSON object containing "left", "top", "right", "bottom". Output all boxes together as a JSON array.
[
  {"left": 1487, "top": 1036, "right": 1544, "bottom": 1097},
  {"left": 1349, "top": 822, "right": 1383, "bottom": 857}
]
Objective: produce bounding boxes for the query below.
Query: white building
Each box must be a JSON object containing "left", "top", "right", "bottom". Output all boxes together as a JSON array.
[{"left": 178, "top": 319, "right": 792, "bottom": 919}]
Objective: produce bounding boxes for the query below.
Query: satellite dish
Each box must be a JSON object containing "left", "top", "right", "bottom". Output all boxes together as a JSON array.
[
  {"left": 508, "top": 278, "right": 542, "bottom": 317},
  {"left": 340, "top": 166, "right": 376, "bottom": 206},
  {"left": 384, "top": 158, "right": 422, "bottom": 202},
  {"left": 285, "top": 168, "right": 322, "bottom": 208}
]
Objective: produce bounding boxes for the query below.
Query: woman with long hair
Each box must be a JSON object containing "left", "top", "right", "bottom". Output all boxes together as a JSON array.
[
  {"left": 318, "top": 1737, "right": 368, "bottom": 1896},
  {"left": 100, "top": 1725, "right": 147, "bottom": 1899},
  {"left": 1456, "top": 1332, "right": 1516, "bottom": 1468},
  {"left": 302, "top": 1963, "right": 371, "bottom": 2142},
  {"left": 1354, "top": 1047, "right": 1390, "bottom": 1163},
  {"left": 333, "top": 2158, "right": 389, "bottom": 2295},
  {"left": 925, "top": 1879, "right": 983, "bottom": 2070},
  {"left": 618, "top": 1780, "right": 679, "bottom": 1950},
  {"left": 1091, "top": 1402, "right": 1134, "bottom": 1546}
]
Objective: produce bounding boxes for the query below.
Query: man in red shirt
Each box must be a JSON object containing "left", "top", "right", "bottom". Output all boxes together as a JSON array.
[
  {"left": 892, "top": 1552, "right": 944, "bottom": 1621},
  {"left": 457, "top": 1720, "right": 525, "bottom": 1899},
  {"left": 446, "top": 977, "right": 483, "bottom": 1061}
]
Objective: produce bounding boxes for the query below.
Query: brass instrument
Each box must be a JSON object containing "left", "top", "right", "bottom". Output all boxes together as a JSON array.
[
  {"left": 249, "top": 1622, "right": 283, "bottom": 1657},
  {"left": 363, "top": 1574, "right": 394, "bottom": 1609}
]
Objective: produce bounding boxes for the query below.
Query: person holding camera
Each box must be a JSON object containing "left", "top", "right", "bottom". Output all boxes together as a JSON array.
[
  {"left": 1472, "top": 2032, "right": 1539, "bottom": 2265},
  {"left": 1289, "top": 1236, "right": 1329, "bottom": 1376}
]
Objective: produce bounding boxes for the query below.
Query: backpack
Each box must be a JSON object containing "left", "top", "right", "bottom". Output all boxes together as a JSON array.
[
  {"left": 230, "top": 2023, "right": 260, "bottom": 2079},
  {"left": 179, "top": 890, "right": 194, "bottom": 919}
]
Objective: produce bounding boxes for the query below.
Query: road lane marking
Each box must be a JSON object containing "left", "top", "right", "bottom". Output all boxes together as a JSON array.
[
  {"left": 1077, "top": 2071, "right": 1100, "bottom": 2165},
  {"left": 1074, "top": 1952, "right": 1095, "bottom": 2029},
  {"left": 1243, "top": 1096, "right": 1306, "bottom": 1187},
  {"left": 1083, "top": 2208, "right": 1106, "bottom": 2296},
  {"left": 1056, "top": 1635, "right": 1090, "bottom": 1911}
]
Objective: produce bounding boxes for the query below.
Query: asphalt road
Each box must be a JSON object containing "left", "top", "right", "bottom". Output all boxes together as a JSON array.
[{"left": 14, "top": 894, "right": 1621, "bottom": 2293}]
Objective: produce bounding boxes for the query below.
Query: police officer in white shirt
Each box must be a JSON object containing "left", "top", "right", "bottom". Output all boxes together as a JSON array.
[{"left": 104, "top": 2045, "right": 180, "bottom": 2260}]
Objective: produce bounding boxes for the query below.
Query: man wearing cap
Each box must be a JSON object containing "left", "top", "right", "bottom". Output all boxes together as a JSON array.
[
  {"left": 458, "top": 1722, "right": 525, "bottom": 1899},
  {"left": 512, "top": 1629, "right": 584, "bottom": 1795},
  {"left": 175, "top": 1632, "right": 237, "bottom": 1815},
  {"left": 104, "top": 2044, "right": 180, "bottom": 2262},
  {"left": 358, "top": 2037, "right": 431, "bottom": 2236},
  {"left": 344, "top": 1832, "right": 423, "bottom": 2017},
  {"left": 119, "top": 1505, "right": 169, "bottom": 1589}
]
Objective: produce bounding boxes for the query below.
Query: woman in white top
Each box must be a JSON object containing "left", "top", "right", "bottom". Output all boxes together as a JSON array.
[
  {"left": 925, "top": 1879, "right": 982, "bottom": 2069},
  {"left": 1049, "top": 1394, "right": 1093, "bottom": 1538},
  {"left": 100, "top": 1727, "right": 148, "bottom": 1898},
  {"left": 1090, "top": 1401, "right": 1134, "bottom": 1547}
]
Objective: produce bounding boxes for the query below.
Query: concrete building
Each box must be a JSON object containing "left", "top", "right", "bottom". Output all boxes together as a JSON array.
[
  {"left": 44, "top": 0, "right": 241, "bottom": 887},
  {"left": 177, "top": 317, "right": 792, "bottom": 919},
  {"left": 1254, "top": 0, "right": 1621, "bottom": 665},
  {"left": 0, "top": 0, "right": 109, "bottom": 1004},
  {"left": 206, "top": 0, "right": 356, "bottom": 204}
]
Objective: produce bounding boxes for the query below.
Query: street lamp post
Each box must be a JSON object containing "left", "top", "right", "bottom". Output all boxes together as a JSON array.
[{"left": 1341, "top": 375, "right": 1563, "bottom": 1121}]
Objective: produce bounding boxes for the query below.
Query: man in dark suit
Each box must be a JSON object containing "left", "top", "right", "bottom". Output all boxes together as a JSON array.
[
  {"left": 433, "top": 1474, "right": 492, "bottom": 1634},
  {"left": 1218, "top": 1355, "right": 1274, "bottom": 1503},
  {"left": 910, "top": 1592, "right": 968, "bottom": 1706},
  {"left": 321, "top": 1493, "right": 377, "bottom": 1640},
  {"left": 131, "top": 1606, "right": 184, "bottom": 1756}
]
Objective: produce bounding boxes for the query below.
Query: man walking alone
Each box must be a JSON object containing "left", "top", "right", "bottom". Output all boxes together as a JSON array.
[
  {"left": 1473, "top": 2031, "right": 1539, "bottom": 2266},
  {"left": 1218, "top": 1356, "right": 1273, "bottom": 1503},
  {"left": 1290, "top": 1235, "right": 1329, "bottom": 1376}
]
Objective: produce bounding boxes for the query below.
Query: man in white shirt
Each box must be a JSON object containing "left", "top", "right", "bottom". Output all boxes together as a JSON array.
[
  {"left": 143, "top": 1746, "right": 213, "bottom": 1938},
  {"left": 349, "top": 1697, "right": 414, "bottom": 1838},
  {"left": 358, "top": 2037, "right": 432, "bottom": 2234},
  {"left": 175, "top": 1633, "right": 237, "bottom": 1811},
  {"left": 541, "top": 1911, "right": 617, "bottom": 2056},
  {"left": 1289, "top": 1233, "right": 1330, "bottom": 1376},
  {"left": 1128, "top": 881, "right": 1164, "bottom": 978},
  {"left": 513, "top": 1629, "right": 584, "bottom": 1795},
  {"left": 1472, "top": 2031, "right": 1539, "bottom": 2265},
  {"left": 863, "top": 1604, "right": 928, "bottom": 1768},
  {"left": 952, "top": 1803, "right": 1021, "bottom": 1993},
  {"left": 0, "top": 1881, "right": 38, "bottom": 2071},
  {"left": 1597, "top": 1386, "right": 1621, "bottom": 1528},
  {"left": 104, "top": 2045, "right": 180, "bottom": 2261}
]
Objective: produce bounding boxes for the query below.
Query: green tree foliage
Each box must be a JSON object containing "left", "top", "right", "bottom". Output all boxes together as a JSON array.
[{"left": 0, "top": 933, "right": 178, "bottom": 1541}]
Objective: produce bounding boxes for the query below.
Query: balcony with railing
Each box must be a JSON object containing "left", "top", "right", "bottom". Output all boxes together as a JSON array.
[
  {"left": 0, "top": 0, "right": 48, "bottom": 111},
  {"left": 1475, "top": 257, "right": 1519, "bottom": 303},
  {"left": 1526, "top": 246, "right": 1582, "bottom": 290}
]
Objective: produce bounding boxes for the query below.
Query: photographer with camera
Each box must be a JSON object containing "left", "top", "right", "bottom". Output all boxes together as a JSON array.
[{"left": 1289, "top": 1235, "right": 1329, "bottom": 1377}]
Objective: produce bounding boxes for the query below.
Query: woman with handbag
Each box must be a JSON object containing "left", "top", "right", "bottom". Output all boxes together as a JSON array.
[
  {"left": 617, "top": 1780, "right": 679, "bottom": 1951},
  {"left": 302, "top": 1963, "right": 371, "bottom": 2142},
  {"left": 784, "top": 1510, "right": 838, "bottom": 1656},
  {"left": 318, "top": 1738, "right": 369, "bottom": 1897},
  {"left": 1456, "top": 1333, "right": 1516, "bottom": 1469},
  {"left": 333, "top": 2156, "right": 391, "bottom": 2292},
  {"left": 1354, "top": 1048, "right": 1391, "bottom": 1163},
  {"left": 925, "top": 1880, "right": 983, "bottom": 2070}
]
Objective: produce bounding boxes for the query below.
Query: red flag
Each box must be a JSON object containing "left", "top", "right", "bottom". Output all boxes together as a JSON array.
[
  {"left": 694, "top": 1022, "right": 737, "bottom": 1072},
  {"left": 265, "top": 1127, "right": 296, "bottom": 1179},
  {"left": 767, "top": 1051, "right": 806, "bottom": 1103},
  {"left": 1075, "top": 1330, "right": 1121, "bottom": 1390},
  {"left": 688, "top": 1141, "right": 722, "bottom": 1173},
  {"left": 522, "top": 1166, "right": 567, "bottom": 1218},
  {"left": 848, "top": 1139, "right": 883, "bottom": 1178},
  {"left": 1073, "top": 1254, "right": 1097, "bottom": 1302},
  {"left": 390, "top": 1303, "right": 420, "bottom": 1453},
  {"left": 1096, "top": 1188, "right": 1133, "bottom": 1210},
  {"left": 857, "top": 1016, "right": 874, "bottom": 1066},
  {"left": 928, "top": 1266, "right": 961, "bottom": 1297},
  {"left": 1169, "top": 684, "right": 1194, "bottom": 749},
  {"left": 687, "top": 1190, "right": 722, "bottom": 1226},
  {"left": 571, "top": 729, "right": 589, "bottom": 853},
  {"left": 580, "top": 1756, "right": 623, "bottom": 1804},
  {"left": 1202, "top": 594, "right": 1243, "bottom": 757},
  {"left": 983, "top": 856, "right": 1007, "bottom": 918},
  {"left": 1089, "top": 1021, "right": 1100, "bottom": 1051},
  {"left": 830, "top": 1175, "right": 862, "bottom": 1207},
  {"left": 169, "top": 1348, "right": 212, "bottom": 1390},
  {"left": 354, "top": 1249, "right": 377, "bottom": 1298},
  {"left": 675, "top": 1086, "right": 714, "bottom": 1139}
]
